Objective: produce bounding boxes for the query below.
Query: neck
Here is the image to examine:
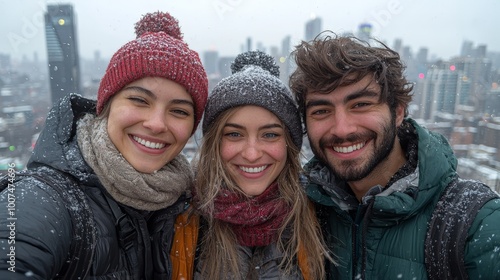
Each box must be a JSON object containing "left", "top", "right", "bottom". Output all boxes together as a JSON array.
[{"left": 348, "top": 138, "right": 407, "bottom": 201}]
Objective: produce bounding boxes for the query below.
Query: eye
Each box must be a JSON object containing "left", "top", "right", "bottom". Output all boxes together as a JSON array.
[
  {"left": 128, "top": 96, "right": 148, "bottom": 104},
  {"left": 224, "top": 131, "right": 241, "bottom": 138},
  {"left": 352, "top": 102, "right": 372, "bottom": 109},
  {"left": 307, "top": 106, "right": 331, "bottom": 117},
  {"left": 263, "top": 132, "right": 280, "bottom": 139},
  {"left": 171, "top": 109, "right": 190, "bottom": 116},
  {"left": 311, "top": 109, "right": 328, "bottom": 115}
]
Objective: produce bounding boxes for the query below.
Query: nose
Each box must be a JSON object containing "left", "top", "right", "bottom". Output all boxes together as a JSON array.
[
  {"left": 241, "top": 140, "right": 263, "bottom": 162},
  {"left": 143, "top": 109, "right": 167, "bottom": 134},
  {"left": 329, "top": 108, "right": 357, "bottom": 137}
]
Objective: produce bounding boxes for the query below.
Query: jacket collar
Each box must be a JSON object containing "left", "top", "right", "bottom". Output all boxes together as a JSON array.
[{"left": 27, "top": 93, "right": 98, "bottom": 184}]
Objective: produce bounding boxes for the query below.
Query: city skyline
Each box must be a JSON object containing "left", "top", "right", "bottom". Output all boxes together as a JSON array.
[
  {"left": 0, "top": 2, "right": 498, "bottom": 188},
  {"left": 1, "top": 0, "right": 498, "bottom": 63}
]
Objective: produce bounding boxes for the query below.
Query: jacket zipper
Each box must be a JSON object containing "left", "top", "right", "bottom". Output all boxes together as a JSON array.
[
  {"left": 351, "top": 204, "right": 363, "bottom": 280},
  {"left": 351, "top": 222, "right": 358, "bottom": 280},
  {"left": 353, "top": 203, "right": 371, "bottom": 280}
]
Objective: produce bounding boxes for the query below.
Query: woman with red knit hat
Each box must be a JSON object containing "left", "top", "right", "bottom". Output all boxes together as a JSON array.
[{"left": 0, "top": 11, "right": 207, "bottom": 279}]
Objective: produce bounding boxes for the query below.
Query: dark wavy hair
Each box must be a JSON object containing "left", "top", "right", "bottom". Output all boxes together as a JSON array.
[{"left": 289, "top": 32, "right": 413, "bottom": 130}]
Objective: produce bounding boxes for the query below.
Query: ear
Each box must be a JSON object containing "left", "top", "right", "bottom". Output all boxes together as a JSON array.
[{"left": 395, "top": 104, "right": 405, "bottom": 127}]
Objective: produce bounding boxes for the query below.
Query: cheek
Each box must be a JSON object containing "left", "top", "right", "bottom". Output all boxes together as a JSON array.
[
  {"left": 267, "top": 142, "right": 288, "bottom": 162},
  {"left": 220, "top": 141, "right": 239, "bottom": 162},
  {"left": 305, "top": 121, "right": 324, "bottom": 141},
  {"left": 169, "top": 121, "right": 194, "bottom": 143},
  {"left": 108, "top": 104, "right": 140, "bottom": 128},
  {"left": 269, "top": 144, "right": 288, "bottom": 175},
  {"left": 106, "top": 109, "right": 128, "bottom": 142}
]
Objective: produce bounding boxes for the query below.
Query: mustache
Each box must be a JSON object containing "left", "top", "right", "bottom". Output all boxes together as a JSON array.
[{"left": 319, "top": 132, "right": 376, "bottom": 148}]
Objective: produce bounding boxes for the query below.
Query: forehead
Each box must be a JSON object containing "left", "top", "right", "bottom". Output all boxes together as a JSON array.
[
  {"left": 128, "top": 77, "right": 192, "bottom": 99},
  {"left": 227, "top": 105, "right": 280, "bottom": 123}
]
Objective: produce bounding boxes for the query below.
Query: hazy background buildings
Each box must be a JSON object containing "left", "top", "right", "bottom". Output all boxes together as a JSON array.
[{"left": 0, "top": 1, "right": 499, "bottom": 190}]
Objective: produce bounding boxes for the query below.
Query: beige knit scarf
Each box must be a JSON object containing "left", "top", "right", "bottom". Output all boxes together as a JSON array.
[{"left": 77, "top": 114, "right": 193, "bottom": 211}]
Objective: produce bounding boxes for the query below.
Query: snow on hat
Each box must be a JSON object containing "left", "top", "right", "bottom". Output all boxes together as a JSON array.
[
  {"left": 97, "top": 11, "right": 208, "bottom": 132},
  {"left": 202, "top": 50, "right": 303, "bottom": 148}
]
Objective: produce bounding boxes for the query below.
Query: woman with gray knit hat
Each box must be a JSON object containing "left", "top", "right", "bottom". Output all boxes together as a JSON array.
[
  {"left": 0, "top": 11, "right": 207, "bottom": 279},
  {"left": 185, "top": 50, "right": 332, "bottom": 279}
]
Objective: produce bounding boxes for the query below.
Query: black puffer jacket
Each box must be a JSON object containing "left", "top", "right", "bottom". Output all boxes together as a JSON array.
[{"left": 0, "top": 94, "right": 188, "bottom": 279}]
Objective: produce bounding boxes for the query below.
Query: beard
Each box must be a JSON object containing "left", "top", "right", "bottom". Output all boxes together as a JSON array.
[{"left": 309, "top": 117, "right": 397, "bottom": 182}]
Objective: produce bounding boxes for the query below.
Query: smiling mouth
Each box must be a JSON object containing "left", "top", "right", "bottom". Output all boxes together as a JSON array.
[
  {"left": 239, "top": 165, "right": 268, "bottom": 173},
  {"left": 333, "top": 142, "right": 365, "bottom": 153},
  {"left": 133, "top": 136, "right": 166, "bottom": 149}
]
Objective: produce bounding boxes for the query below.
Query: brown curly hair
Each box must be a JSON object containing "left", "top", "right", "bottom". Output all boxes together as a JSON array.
[{"left": 289, "top": 32, "right": 413, "bottom": 130}]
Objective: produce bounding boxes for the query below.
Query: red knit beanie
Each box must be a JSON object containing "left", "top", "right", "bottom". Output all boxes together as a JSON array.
[{"left": 97, "top": 11, "right": 208, "bottom": 133}]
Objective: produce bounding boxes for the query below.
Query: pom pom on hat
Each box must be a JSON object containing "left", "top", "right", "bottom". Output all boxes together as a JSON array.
[
  {"left": 230, "top": 50, "right": 280, "bottom": 77},
  {"left": 134, "top": 11, "right": 182, "bottom": 40},
  {"left": 97, "top": 11, "right": 208, "bottom": 134},
  {"left": 202, "top": 50, "right": 303, "bottom": 149}
]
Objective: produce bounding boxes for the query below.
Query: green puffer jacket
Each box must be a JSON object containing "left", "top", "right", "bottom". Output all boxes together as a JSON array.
[{"left": 305, "top": 118, "right": 500, "bottom": 280}]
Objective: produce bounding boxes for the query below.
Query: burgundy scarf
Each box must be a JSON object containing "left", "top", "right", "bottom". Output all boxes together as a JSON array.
[{"left": 212, "top": 182, "right": 291, "bottom": 247}]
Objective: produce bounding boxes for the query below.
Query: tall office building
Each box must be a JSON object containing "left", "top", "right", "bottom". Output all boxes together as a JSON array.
[
  {"left": 416, "top": 63, "right": 459, "bottom": 121},
  {"left": 357, "top": 23, "right": 372, "bottom": 43},
  {"left": 203, "top": 50, "right": 219, "bottom": 76},
  {"left": 217, "top": 56, "right": 235, "bottom": 80},
  {"left": 416, "top": 48, "right": 428, "bottom": 64},
  {"left": 45, "top": 4, "right": 81, "bottom": 105},
  {"left": 279, "top": 35, "right": 293, "bottom": 84},
  {"left": 460, "top": 40, "right": 474, "bottom": 57},
  {"left": 246, "top": 37, "right": 253, "bottom": 52},
  {"left": 392, "top": 38, "right": 402, "bottom": 54},
  {"left": 450, "top": 53, "right": 492, "bottom": 111},
  {"left": 305, "top": 17, "right": 322, "bottom": 41}
]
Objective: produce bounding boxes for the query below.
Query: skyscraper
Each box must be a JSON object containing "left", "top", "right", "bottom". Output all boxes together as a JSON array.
[
  {"left": 305, "top": 17, "right": 322, "bottom": 41},
  {"left": 357, "top": 23, "right": 372, "bottom": 43},
  {"left": 45, "top": 4, "right": 81, "bottom": 104},
  {"left": 416, "top": 63, "right": 459, "bottom": 121},
  {"left": 203, "top": 50, "right": 219, "bottom": 76},
  {"left": 217, "top": 56, "right": 235, "bottom": 80},
  {"left": 460, "top": 40, "right": 474, "bottom": 57},
  {"left": 392, "top": 38, "right": 402, "bottom": 54}
]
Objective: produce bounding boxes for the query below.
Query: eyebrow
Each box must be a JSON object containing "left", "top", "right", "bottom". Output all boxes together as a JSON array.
[
  {"left": 345, "top": 89, "right": 379, "bottom": 102},
  {"left": 305, "top": 99, "right": 331, "bottom": 109},
  {"left": 306, "top": 88, "right": 380, "bottom": 109},
  {"left": 171, "top": 99, "right": 195, "bottom": 108},
  {"left": 123, "top": 86, "right": 194, "bottom": 108},
  {"left": 123, "top": 86, "right": 156, "bottom": 99},
  {"left": 224, "top": 123, "right": 283, "bottom": 130}
]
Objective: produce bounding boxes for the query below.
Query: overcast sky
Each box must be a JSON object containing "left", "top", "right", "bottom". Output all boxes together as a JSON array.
[{"left": 1, "top": 0, "right": 498, "bottom": 62}]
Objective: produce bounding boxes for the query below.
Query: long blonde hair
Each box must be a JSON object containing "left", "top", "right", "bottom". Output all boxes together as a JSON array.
[{"left": 193, "top": 107, "right": 331, "bottom": 279}]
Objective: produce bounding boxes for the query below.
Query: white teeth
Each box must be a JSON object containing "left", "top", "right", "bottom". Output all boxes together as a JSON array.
[
  {"left": 239, "top": 165, "right": 267, "bottom": 173},
  {"left": 333, "top": 142, "right": 365, "bottom": 153},
  {"left": 133, "top": 136, "right": 166, "bottom": 149}
]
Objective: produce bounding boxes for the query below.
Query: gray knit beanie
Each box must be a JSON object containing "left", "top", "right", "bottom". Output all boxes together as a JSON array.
[{"left": 202, "top": 50, "right": 303, "bottom": 149}]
